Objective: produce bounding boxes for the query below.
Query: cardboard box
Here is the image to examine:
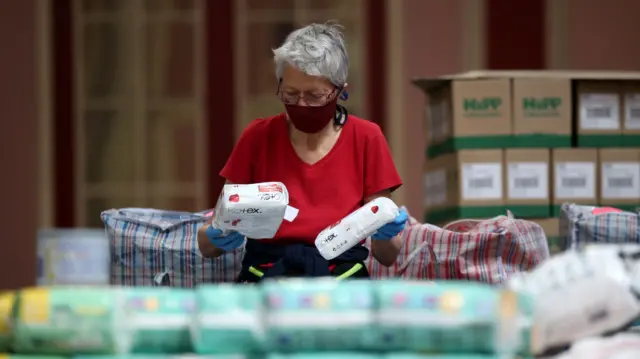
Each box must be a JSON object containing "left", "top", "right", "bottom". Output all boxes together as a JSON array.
[
  {"left": 621, "top": 82, "right": 640, "bottom": 146},
  {"left": 530, "top": 218, "right": 562, "bottom": 255},
  {"left": 415, "top": 70, "right": 640, "bottom": 158},
  {"left": 576, "top": 81, "right": 623, "bottom": 147},
  {"left": 512, "top": 78, "right": 572, "bottom": 147},
  {"left": 425, "top": 150, "right": 505, "bottom": 223},
  {"left": 598, "top": 148, "right": 640, "bottom": 211},
  {"left": 551, "top": 148, "right": 598, "bottom": 216},
  {"left": 424, "top": 86, "right": 451, "bottom": 151},
  {"left": 423, "top": 154, "right": 449, "bottom": 221},
  {"left": 504, "top": 149, "right": 551, "bottom": 218},
  {"left": 415, "top": 75, "right": 512, "bottom": 159}
]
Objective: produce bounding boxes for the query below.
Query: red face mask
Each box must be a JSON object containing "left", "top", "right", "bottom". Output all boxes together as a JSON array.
[{"left": 285, "top": 96, "right": 339, "bottom": 134}]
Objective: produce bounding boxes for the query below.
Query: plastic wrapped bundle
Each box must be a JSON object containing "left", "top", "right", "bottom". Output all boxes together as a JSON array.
[
  {"left": 12, "top": 287, "right": 132, "bottom": 355},
  {"left": 383, "top": 355, "right": 520, "bottom": 359},
  {"left": 552, "top": 333, "right": 640, "bottom": 359},
  {"left": 508, "top": 244, "right": 640, "bottom": 356},
  {"left": 268, "top": 354, "right": 378, "bottom": 359},
  {"left": 191, "top": 284, "right": 263, "bottom": 355},
  {"left": 374, "top": 280, "right": 525, "bottom": 354},
  {"left": 125, "top": 288, "right": 195, "bottom": 353},
  {"left": 263, "top": 278, "right": 375, "bottom": 353}
]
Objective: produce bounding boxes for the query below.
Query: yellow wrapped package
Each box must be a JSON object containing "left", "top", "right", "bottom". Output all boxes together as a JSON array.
[
  {"left": 11, "top": 287, "right": 133, "bottom": 355},
  {"left": 0, "top": 292, "right": 15, "bottom": 351}
]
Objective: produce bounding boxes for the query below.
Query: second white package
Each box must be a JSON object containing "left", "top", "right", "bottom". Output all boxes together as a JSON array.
[
  {"left": 213, "top": 182, "right": 298, "bottom": 239},
  {"left": 508, "top": 244, "right": 640, "bottom": 356},
  {"left": 315, "top": 197, "right": 399, "bottom": 260}
]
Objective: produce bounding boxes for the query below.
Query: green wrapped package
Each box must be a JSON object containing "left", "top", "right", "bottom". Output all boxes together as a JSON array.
[
  {"left": 191, "top": 284, "right": 263, "bottom": 355},
  {"left": 125, "top": 288, "right": 195, "bottom": 353},
  {"left": 263, "top": 279, "right": 375, "bottom": 353},
  {"left": 268, "top": 354, "right": 378, "bottom": 359},
  {"left": 12, "top": 287, "right": 133, "bottom": 355},
  {"left": 0, "top": 292, "right": 16, "bottom": 352},
  {"left": 383, "top": 355, "right": 524, "bottom": 359},
  {"left": 74, "top": 356, "right": 253, "bottom": 359},
  {"left": 375, "top": 281, "right": 525, "bottom": 354},
  {"left": 516, "top": 292, "right": 535, "bottom": 356}
]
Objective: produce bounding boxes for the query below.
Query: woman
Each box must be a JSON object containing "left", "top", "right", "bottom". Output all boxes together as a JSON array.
[{"left": 197, "top": 22, "right": 407, "bottom": 282}]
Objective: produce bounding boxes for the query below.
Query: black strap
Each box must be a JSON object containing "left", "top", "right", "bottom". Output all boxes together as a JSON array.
[{"left": 334, "top": 104, "right": 348, "bottom": 126}]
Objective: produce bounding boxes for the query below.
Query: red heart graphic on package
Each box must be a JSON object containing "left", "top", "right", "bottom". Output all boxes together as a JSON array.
[
  {"left": 371, "top": 206, "right": 379, "bottom": 214},
  {"left": 228, "top": 194, "right": 240, "bottom": 202},
  {"left": 232, "top": 219, "right": 241, "bottom": 226}
]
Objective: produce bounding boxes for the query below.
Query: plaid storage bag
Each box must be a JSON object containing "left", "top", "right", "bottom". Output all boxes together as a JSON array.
[
  {"left": 560, "top": 203, "right": 640, "bottom": 250},
  {"left": 366, "top": 209, "right": 549, "bottom": 283},
  {"left": 101, "top": 208, "right": 245, "bottom": 287}
]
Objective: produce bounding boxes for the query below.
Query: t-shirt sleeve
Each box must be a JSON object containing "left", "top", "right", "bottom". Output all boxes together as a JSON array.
[
  {"left": 364, "top": 124, "right": 403, "bottom": 198},
  {"left": 219, "top": 120, "right": 261, "bottom": 184}
]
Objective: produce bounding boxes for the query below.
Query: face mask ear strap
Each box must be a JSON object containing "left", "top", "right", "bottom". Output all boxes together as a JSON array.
[{"left": 334, "top": 104, "right": 348, "bottom": 126}]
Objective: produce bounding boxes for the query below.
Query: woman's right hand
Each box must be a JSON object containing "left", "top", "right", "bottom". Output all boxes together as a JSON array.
[{"left": 205, "top": 226, "right": 245, "bottom": 251}]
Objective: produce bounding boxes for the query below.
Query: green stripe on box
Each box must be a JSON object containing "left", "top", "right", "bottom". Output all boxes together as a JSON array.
[
  {"left": 426, "top": 135, "right": 514, "bottom": 158},
  {"left": 425, "top": 206, "right": 506, "bottom": 224},
  {"left": 510, "top": 134, "right": 571, "bottom": 148},
  {"left": 621, "top": 135, "right": 640, "bottom": 147},
  {"left": 577, "top": 134, "right": 623, "bottom": 147},
  {"left": 505, "top": 205, "right": 551, "bottom": 218}
]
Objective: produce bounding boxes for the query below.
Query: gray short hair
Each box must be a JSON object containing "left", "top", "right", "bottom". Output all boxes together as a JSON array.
[{"left": 273, "top": 22, "right": 349, "bottom": 87}]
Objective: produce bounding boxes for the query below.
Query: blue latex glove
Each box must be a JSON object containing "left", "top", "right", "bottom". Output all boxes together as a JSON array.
[
  {"left": 205, "top": 226, "right": 245, "bottom": 251},
  {"left": 371, "top": 208, "right": 408, "bottom": 240}
]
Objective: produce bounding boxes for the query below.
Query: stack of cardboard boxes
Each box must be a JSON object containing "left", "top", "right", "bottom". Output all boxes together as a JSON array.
[{"left": 416, "top": 71, "right": 640, "bottom": 253}]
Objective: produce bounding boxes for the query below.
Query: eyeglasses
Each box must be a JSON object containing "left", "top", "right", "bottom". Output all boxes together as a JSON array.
[{"left": 276, "top": 81, "right": 342, "bottom": 107}]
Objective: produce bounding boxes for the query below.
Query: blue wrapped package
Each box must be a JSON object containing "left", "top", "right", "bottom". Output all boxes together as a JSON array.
[
  {"left": 383, "top": 355, "right": 523, "bottom": 359},
  {"left": 263, "top": 278, "right": 375, "bottom": 353},
  {"left": 268, "top": 354, "right": 378, "bottom": 359},
  {"left": 124, "top": 288, "right": 195, "bottom": 353},
  {"left": 375, "top": 280, "right": 523, "bottom": 354},
  {"left": 191, "top": 284, "right": 264, "bottom": 355}
]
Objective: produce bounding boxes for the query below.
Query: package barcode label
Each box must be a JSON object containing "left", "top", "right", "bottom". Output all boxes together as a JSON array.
[
  {"left": 469, "top": 178, "right": 493, "bottom": 189},
  {"left": 607, "top": 177, "right": 633, "bottom": 188},
  {"left": 585, "top": 107, "right": 612, "bottom": 119},
  {"left": 514, "top": 177, "right": 538, "bottom": 188},
  {"left": 562, "top": 177, "right": 586, "bottom": 188}
]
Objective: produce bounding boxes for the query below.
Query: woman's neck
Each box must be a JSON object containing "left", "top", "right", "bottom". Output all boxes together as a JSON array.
[{"left": 289, "top": 120, "right": 340, "bottom": 150}]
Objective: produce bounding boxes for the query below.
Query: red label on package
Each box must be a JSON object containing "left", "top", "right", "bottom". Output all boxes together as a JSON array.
[
  {"left": 592, "top": 206, "right": 623, "bottom": 215},
  {"left": 258, "top": 183, "right": 283, "bottom": 193}
]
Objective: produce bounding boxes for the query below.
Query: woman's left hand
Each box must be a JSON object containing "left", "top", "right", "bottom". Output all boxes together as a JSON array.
[{"left": 371, "top": 208, "right": 408, "bottom": 240}]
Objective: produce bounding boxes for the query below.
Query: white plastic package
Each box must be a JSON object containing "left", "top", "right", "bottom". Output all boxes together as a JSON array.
[
  {"left": 315, "top": 197, "right": 399, "bottom": 260},
  {"left": 551, "top": 333, "right": 640, "bottom": 359},
  {"left": 213, "top": 182, "right": 298, "bottom": 239},
  {"left": 507, "top": 244, "right": 640, "bottom": 356}
]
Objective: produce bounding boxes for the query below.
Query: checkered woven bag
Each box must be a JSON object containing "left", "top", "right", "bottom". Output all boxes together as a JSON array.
[
  {"left": 101, "top": 208, "right": 244, "bottom": 287},
  {"left": 560, "top": 203, "right": 640, "bottom": 250},
  {"left": 366, "top": 209, "right": 549, "bottom": 284}
]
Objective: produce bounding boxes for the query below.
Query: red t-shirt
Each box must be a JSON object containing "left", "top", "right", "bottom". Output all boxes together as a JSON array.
[{"left": 220, "top": 113, "right": 402, "bottom": 245}]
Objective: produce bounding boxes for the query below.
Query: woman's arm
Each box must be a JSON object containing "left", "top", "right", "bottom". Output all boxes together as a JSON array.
[
  {"left": 366, "top": 190, "right": 403, "bottom": 267},
  {"left": 197, "top": 181, "right": 232, "bottom": 258}
]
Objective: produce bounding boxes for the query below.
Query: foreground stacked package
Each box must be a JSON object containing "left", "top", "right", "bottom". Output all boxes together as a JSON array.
[
  {"left": 508, "top": 244, "right": 640, "bottom": 356},
  {"left": 375, "top": 281, "right": 527, "bottom": 354},
  {"left": 263, "top": 279, "right": 375, "bottom": 352},
  {"left": 192, "top": 284, "right": 263, "bottom": 355},
  {"left": 0, "top": 279, "right": 534, "bottom": 357}
]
